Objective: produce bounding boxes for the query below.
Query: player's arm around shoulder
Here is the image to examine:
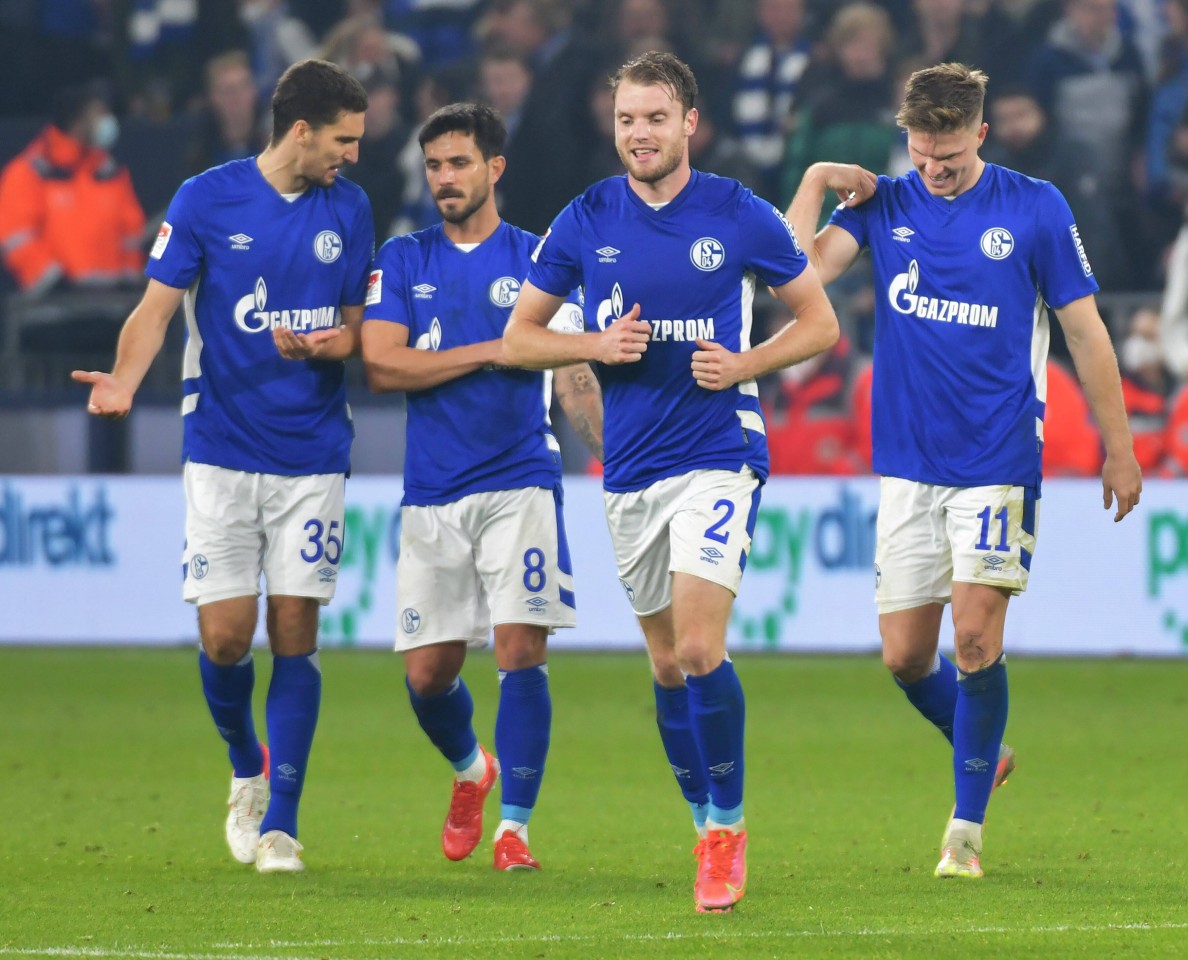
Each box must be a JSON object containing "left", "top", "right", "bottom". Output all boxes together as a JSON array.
[
  {"left": 72, "top": 278, "right": 185, "bottom": 418},
  {"left": 1055, "top": 294, "right": 1143, "bottom": 521},
  {"left": 785, "top": 161, "right": 873, "bottom": 286},
  {"left": 504, "top": 281, "right": 652, "bottom": 369}
]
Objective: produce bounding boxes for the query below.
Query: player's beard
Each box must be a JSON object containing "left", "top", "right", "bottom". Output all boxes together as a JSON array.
[
  {"left": 618, "top": 140, "right": 683, "bottom": 184},
  {"left": 436, "top": 181, "right": 488, "bottom": 224}
]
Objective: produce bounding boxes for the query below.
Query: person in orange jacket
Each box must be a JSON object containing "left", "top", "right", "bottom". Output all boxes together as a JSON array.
[{"left": 0, "top": 84, "right": 146, "bottom": 294}]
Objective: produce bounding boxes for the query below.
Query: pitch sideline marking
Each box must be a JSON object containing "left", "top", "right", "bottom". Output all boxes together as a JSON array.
[{"left": 5, "top": 922, "right": 1188, "bottom": 958}]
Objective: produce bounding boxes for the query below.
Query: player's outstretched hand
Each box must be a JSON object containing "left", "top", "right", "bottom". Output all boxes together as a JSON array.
[
  {"left": 691, "top": 339, "right": 746, "bottom": 391},
  {"left": 813, "top": 162, "right": 878, "bottom": 207},
  {"left": 598, "top": 304, "right": 650, "bottom": 365},
  {"left": 71, "top": 370, "right": 133, "bottom": 419},
  {"left": 273, "top": 326, "right": 341, "bottom": 360},
  {"left": 1101, "top": 451, "right": 1142, "bottom": 522}
]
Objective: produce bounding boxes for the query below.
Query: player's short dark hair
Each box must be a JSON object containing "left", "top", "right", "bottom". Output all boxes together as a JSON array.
[
  {"left": 418, "top": 102, "right": 507, "bottom": 160},
  {"left": 270, "top": 59, "right": 368, "bottom": 142},
  {"left": 896, "top": 62, "right": 988, "bottom": 134},
  {"left": 610, "top": 50, "right": 698, "bottom": 113}
]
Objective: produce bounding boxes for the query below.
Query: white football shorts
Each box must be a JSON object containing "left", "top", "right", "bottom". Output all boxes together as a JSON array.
[
  {"left": 394, "top": 485, "right": 576, "bottom": 651},
  {"left": 602, "top": 466, "right": 762, "bottom": 617},
  {"left": 875, "top": 476, "right": 1040, "bottom": 614},
  {"left": 182, "top": 461, "right": 345, "bottom": 606}
]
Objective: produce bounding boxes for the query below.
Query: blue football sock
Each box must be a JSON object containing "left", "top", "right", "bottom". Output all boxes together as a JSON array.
[
  {"left": 653, "top": 681, "right": 710, "bottom": 823},
  {"left": 895, "top": 651, "right": 958, "bottom": 744},
  {"left": 198, "top": 649, "right": 264, "bottom": 778},
  {"left": 496, "top": 664, "right": 551, "bottom": 824},
  {"left": 260, "top": 651, "right": 322, "bottom": 839},
  {"left": 406, "top": 676, "right": 479, "bottom": 770},
  {"left": 685, "top": 658, "right": 746, "bottom": 826},
  {"left": 952, "top": 655, "right": 1009, "bottom": 824}
]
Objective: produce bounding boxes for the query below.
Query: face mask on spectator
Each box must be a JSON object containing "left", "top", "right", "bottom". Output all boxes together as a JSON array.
[
  {"left": 1121, "top": 335, "right": 1163, "bottom": 372},
  {"left": 91, "top": 113, "right": 120, "bottom": 151}
]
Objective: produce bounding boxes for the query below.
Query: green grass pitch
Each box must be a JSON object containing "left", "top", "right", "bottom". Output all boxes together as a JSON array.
[{"left": 1, "top": 647, "right": 1186, "bottom": 959}]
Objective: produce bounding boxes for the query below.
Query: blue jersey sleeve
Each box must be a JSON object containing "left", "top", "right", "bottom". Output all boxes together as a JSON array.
[
  {"left": 738, "top": 194, "right": 809, "bottom": 287},
  {"left": 145, "top": 177, "right": 203, "bottom": 289},
  {"left": 1031, "top": 182, "right": 1100, "bottom": 309},
  {"left": 342, "top": 195, "right": 374, "bottom": 306},
  {"left": 526, "top": 200, "right": 584, "bottom": 297},
  {"left": 826, "top": 176, "right": 889, "bottom": 250},
  {"left": 363, "top": 236, "right": 411, "bottom": 327}
]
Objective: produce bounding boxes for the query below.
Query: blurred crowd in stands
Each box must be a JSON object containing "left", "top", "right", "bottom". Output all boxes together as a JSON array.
[{"left": 1, "top": 0, "right": 1187, "bottom": 476}]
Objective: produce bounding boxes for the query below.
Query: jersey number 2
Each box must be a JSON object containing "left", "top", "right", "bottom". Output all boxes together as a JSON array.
[{"left": 704, "top": 499, "right": 735, "bottom": 543}]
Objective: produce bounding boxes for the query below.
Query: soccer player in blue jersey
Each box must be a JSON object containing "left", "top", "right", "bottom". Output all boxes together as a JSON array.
[
  {"left": 786, "top": 62, "right": 1143, "bottom": 879},
  {"left": 503, "top": 51, "right": 840, "bottom": 912},
  {"left": 360, "top": 102, "right": 600, "bottom": 872},
  {"left": 72, "top": 59, "right": 374, "bottom": 874}
]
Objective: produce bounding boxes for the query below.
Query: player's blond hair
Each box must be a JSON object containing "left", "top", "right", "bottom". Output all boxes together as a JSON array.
[
  {"left": 611, "top": 50, "right": 698, "bottom": 113},
  {"left": 895, "top": 62, "right": 988, "bottom": 134}
]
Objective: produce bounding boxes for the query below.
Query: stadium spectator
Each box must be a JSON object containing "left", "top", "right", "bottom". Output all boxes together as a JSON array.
[
  {"left": 1164, "top": 382, "right": 1188, "bottom": 473},
  {"left": 779, "top": 2, "right": 900, "bottom": 210},
  {"left": 505, "top": 51, "right": 840, "bottom": 913},
  {"left": 969, "top": 0, "right": 1062, "bottom": 87},
  {"left": 766, "top": 330, "right": 865, "bottom": 475},
  {"left": 362, "top": 102, "right": 598, "bottom": 872},
  {"left": 0, "top": 84, "right": 145, "bottom": 295},
  {"left": 982, "top": 85, "right": 1129, "bottom": 292},
  {"left": 477, "top": 45, "right": 533, "bottom": 149},
  {"left": 479, "top": 0, "right": 601, "bottom": 233},
  {"left": 1118, "top": 306, "right": 1171, "bottom": 471},
  {"left": 787, "top": 62, "right": 1140, "bottom": 882},
  {"left": 1028, "top": 0, "right": 1149, "bottom": 285},
  {"left": 1159, "top": 213, "right": 1188, "bottom": 378},
  {"left": 897, "top": 0, "right": 985, "bottom": 67},
  {"left": 383, "top": 0, "right": 484, "bottom": 70},
  {"left": 730, "top": 0, "right": 812, "bottom": 201},
  {"left": 185, "top": 51, "right": 268, "bottom": 178},
  {"left": 320, "top": 9, "right": 420, "bottom": 94},
  {"left": 72, "top": 59, "right": 373, "bottom": 875},
  {"left": 110, "top": 0, "right": 247, "bottom": 119},
  {"left": 238, "top": 0, "right": 319, "bottom": 102},
  {"left": 1143, "top": 0, "right": 1188, "bottom": 246},
  {"left": 344, "top": 75, "right": 410, "bottom": 240},
  {"left": 1042, "top": 357, "right": 1103, "bottom": 476}
]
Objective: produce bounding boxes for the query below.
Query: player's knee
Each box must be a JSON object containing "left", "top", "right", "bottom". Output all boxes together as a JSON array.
[
  {"left": 201, "top": 630, "right": 252, "bottom": 666},
  {"left": 953, "top": 629, "right": 1001, "bottom": 673},
  {"left": 405, "top": 662, "right": 459, "bottom": 698},
  {"left": 882, "top": 646, "right": 934, "bottom": 683},
  {"left": 493, "top": 630, "right": 547, "bottom": 671},
  {"left": 674, "top": 637, "right": 725, "bottom": 677}
]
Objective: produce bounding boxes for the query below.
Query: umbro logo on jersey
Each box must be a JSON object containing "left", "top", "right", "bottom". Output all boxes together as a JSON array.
[
  {"left": 229, "top": 233, "right": 253, "bottom": 250},
  {"left": 412, "top": 283, "right": 436, "bottom": 298},
  {"left": 526, "top": 596, "right": 548, "bottom": 608},
  {"left": 891, "top": 226, "right": 914, "bottom": 242},
  {"left": 596, "top": 245, "right": 620, "bottom": 262}
]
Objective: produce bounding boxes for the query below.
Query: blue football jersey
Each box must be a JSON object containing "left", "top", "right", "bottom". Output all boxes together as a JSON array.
[
  {"left": 829, "top": 164, "right": 1099, "bottom": 489},
  {"left": 364, "top": 220, "right": 582, "bottom": 507},
  {"left": 527, "top": 170, "right": 808, "bottom": 492},
  {"left": 146, "top": 158, "right": 373, "bottom": 475}
]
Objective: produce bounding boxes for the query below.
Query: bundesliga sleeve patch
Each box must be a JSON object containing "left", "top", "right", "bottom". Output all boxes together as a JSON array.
[
  {"left": 366, "top": 269, "right": 383, "bottom": 305},
  {"left": 150, "top": 222, "right": 172, "bottom": 260}
]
